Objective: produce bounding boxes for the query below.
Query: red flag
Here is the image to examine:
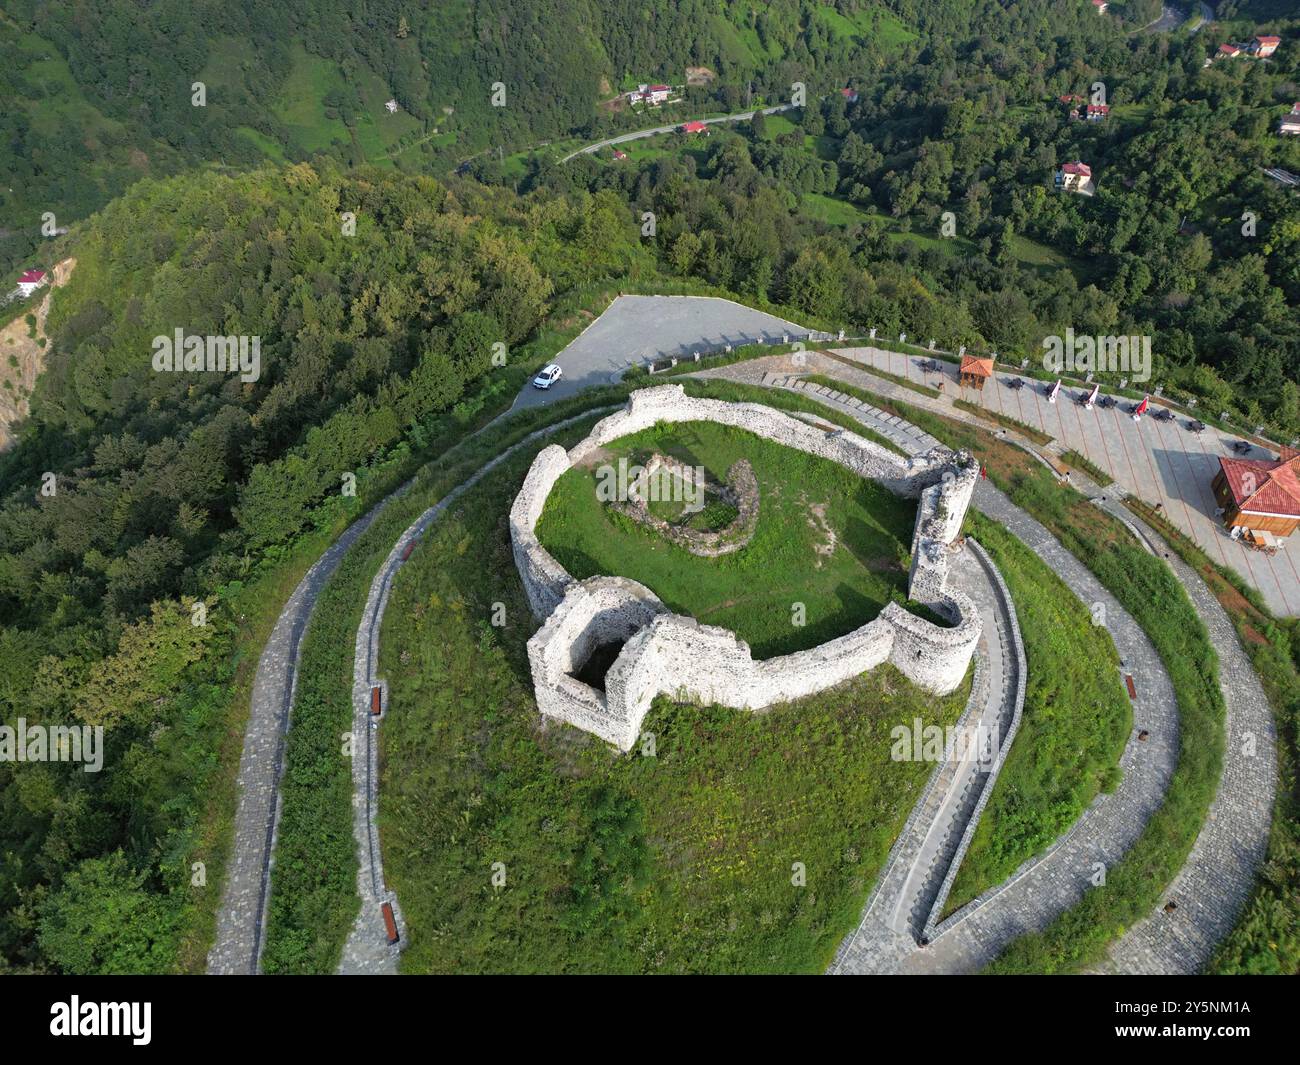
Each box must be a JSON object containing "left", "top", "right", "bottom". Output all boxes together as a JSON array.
[{"left": 1134, "top": 394, "right": 1149, "bottom": 418}]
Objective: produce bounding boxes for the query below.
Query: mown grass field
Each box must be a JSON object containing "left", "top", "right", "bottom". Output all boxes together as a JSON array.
[
  {"left": 377, "top": 414, "right": 971, "bottom": 974},
  {"left": 536, "top": 419, "right": 919, "bottom": 658}
]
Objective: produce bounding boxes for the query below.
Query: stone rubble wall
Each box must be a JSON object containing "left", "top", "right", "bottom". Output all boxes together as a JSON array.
[
  {"left": 617, "top": 456, "right": 760, "bottom": 557},
  {"left": 511, "top": 385, "right": 983, "bottom": 751}
]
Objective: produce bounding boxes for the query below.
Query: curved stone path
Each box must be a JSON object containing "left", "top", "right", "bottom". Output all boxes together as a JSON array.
[
  {"left": 775, "top": 371, "right": 1179, "bottom": 974},
  {"left": 830, "top": 537, "right": 1026, "bottom": 973},
  {"left": 1087, "top": 499, "right": 1276, "bottom": 974},
  {"left": 336, "top": 410, "right": 620, "bottom": 973},
  {"left": 207, "top": 493, "right": 404, "bottom": 974},
  {"left": 697, "top": 353, "right": 1275, "bottom": 974},
  {"left": 211, "top": 405, "right": 615, "bottom": 975}
]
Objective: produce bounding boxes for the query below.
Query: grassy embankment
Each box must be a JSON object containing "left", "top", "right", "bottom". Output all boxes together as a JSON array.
[
  {"left": 800, "top": 379, "right": 1225, "bottom": 972},
  {"left": 376, "top": 389, "right": 971, "bottom": 973}
]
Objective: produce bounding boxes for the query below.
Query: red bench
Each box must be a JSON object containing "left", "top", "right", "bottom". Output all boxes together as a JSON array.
[{"left": 370, "top": 686, "right": 382, "bottom": 717}]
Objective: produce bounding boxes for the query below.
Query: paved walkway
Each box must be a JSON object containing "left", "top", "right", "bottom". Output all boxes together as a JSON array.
[
  {"left": 831, "top": 538, "right": 1026, "bottom": 971},
  {"left": 207, "top": 492, "right": 403, "bottom": 975},
  {"left": 1088, "top": 501, "right": 1277, "bottom": 974},
  {"left": 338, "top": 409, "right": 620, "bottom": 973},
  {"left": 833, "top": 344, "right": 1300, "bottom": 616},
  {"left": 705, "top": 354, "right": 1277, "bottom": 974}
]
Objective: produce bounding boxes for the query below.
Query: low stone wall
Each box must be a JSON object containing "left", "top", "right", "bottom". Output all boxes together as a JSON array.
[
  {"left": 513, "top": 385, "right": 983, "bottom": 751},
  {"left": 616, "top": 455, "right": 759, "bottom": 557}
]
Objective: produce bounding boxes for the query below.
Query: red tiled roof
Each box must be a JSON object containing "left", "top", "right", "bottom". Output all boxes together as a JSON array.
[
  {"left": 1219, "top": 43, "right": 1241, "bottom": 55},
  {"left": 1087, "top": 104, "right": 1109, "bottom": 114},
  {"left": 1256, "top": 36, "right": 1281, "bottom": 46},
  {"left": 18, "top": 269, "right": 46, "bottom": 284},
  {"left": 681, "top": 120, "right": 708, "bottom": 133},
  {"left": 1062, "top": 161, "right": 1091, "bottom": 176},
  {"left": 959, "top": 354, "right": 994, "bottom": 378},
  {"left": 1219, "top": 453, "right": 1300, "bottom": 517}
]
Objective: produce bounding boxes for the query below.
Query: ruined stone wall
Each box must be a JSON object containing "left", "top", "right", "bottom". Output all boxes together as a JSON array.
[
  {"left": 569, "top": 384, "right": 942, "bottom": 495},
  {"left": 526, "top": 576, "right": 668, "bottom": 748},
  {"left": 508, "top": 444, "right": 575, "bottom": 618},
  {"left": 512, "top": 386, "right": 983, "bottom": 751}
]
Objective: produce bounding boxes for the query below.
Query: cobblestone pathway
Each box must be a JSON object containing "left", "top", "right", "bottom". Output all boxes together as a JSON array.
[
  {"left": 830, "top": 538, "right": 1025, "bottom": 972},
  {"left": 207, "top": 493, "right": 402, "bottom": 975},
  {"left": 698, "top": 353, "right": 1275, "bottom": 974},
  {"left": 1086, "top": 502, "right": 1276, "bottom": 975},
  {"left": 337, "top": 409, "right": 619, "bottom": 974}
]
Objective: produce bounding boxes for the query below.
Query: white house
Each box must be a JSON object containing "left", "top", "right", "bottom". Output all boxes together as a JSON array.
[{"left": 16, "top": 269, "right": 47, "bottom": 298}]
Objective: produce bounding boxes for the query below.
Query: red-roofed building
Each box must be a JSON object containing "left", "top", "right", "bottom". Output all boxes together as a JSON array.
[
  {"left": 680, "top": 120, "right": 709, "bottom": 135},
  {"left": 16, "top": 269, "right": 47, "bottom": 297},
  {"left": 1219, "top": 43, "right": 1243, "bottom": 58},
  {"left": 628, "top": 84, "right": 671, "bottom": 105},
  {"left": 1086, "top": 103, "right": 1109, "bottom": 121},
  {"left": 612, "top": 148, "right": 628, "bottom": 161},
  {"left": 1213, "top": 448, "right": 1300, "bottom": 541},
  {"left": 1091, "top": 0, "right": 1108, "bottom": 12},
  {"left": 1056, "top": 160, "right": 1094, "bottom": 193},
  {"left": 959, "top": 354, "right": 995, "bottom": 390},
  {"left": 1280, "top": 105, "right": 1300, "bottom": 135},
  {"left": 1251, "top": 35, "right": 1281, "bottom": 58},
  {"left": 841, "top": 87, "right": 859, "bottom": 103}
]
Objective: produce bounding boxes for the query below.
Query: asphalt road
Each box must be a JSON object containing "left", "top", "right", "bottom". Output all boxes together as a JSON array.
[{"left": 560, "top": 104, "right": 796, "bottom": 163}]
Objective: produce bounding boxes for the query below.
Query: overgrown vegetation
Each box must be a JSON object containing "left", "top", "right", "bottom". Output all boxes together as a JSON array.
[
  {"left": 1059, "top": 448, "right": 1115, "bottom": 487},
  {"left": 377, "top": 411, "right": 971, "bottom": 973}
]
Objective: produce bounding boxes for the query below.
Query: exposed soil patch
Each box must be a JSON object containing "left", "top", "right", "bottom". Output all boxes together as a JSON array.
[
  {"left": 805, "top": 499, "right": 837, "bottom": 565},
  {"left": 0, "top": 256, "right": 76, "bottom": 450}
]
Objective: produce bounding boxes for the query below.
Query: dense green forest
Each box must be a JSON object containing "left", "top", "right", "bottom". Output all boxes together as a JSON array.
[
  {"left": 1, "top": 0, "right": 1299, "bottom": 973},
  {"left": 0, "top": 162, "right": 652, "bottom": 971},
  {"left": 522, "top": 4, "right": 1300, "bottom": 435}
]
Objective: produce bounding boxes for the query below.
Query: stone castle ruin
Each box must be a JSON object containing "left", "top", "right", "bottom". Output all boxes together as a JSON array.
[{"left": 510, "top": 385, "right": 981, "bottom": 751}]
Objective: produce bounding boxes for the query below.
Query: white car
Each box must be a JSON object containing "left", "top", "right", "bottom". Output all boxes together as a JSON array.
[{"left": 532, "top": 363, "right": 563, "bottom": 389}]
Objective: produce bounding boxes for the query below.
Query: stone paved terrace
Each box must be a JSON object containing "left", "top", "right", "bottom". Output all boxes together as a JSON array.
[{"left": 832, "top": 345, "right": 1300, "bottom": 617}]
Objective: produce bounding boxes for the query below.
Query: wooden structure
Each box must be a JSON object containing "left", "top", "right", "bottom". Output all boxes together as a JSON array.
[
  {"left": 958, "top": 354, "right": 994, "bottom": 390},
  {"left": 381, "top": 902, "right": 399, "bottom": 944},
  {"left": 1213, "top": 447, "right": 1300, "bottom": 542}
]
